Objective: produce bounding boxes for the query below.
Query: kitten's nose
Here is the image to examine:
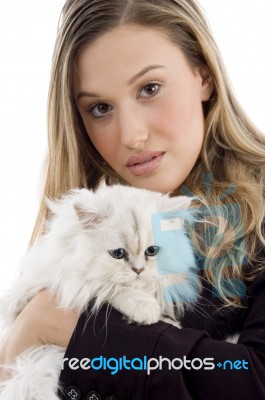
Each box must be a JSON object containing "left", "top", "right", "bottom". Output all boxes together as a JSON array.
[{"left": 132, "top": 267, "right": 144, "bottom": 275}]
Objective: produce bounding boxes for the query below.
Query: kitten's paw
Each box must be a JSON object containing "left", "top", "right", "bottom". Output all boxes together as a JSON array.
[
  {"left": 226, "top": 333, "right": 239, "bottom": 344},
  {"left": 123, "top": 298, "right": 161, "bottom": 325},
  {"left": 160, "top": 316, "right": 182, "bottom": 328}
]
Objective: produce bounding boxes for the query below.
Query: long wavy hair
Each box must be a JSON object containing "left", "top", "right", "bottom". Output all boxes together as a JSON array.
[{"left": 31, "top": 0, "right": 265, "bottom": 306}]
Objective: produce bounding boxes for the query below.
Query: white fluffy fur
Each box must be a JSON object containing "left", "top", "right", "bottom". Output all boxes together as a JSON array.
[
  {"left": 0, "top": 185, "right": 199, "bottom": 399},
  {"left": 0, "top": 346, "right": 64, "bottom": 399}
]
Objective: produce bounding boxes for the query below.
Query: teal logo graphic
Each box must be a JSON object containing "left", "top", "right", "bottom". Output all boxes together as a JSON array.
[
  {"left": 216, "top": 360, "right": 249, "bottom": 370},
  {"left": 151, "top": 174, "right": 247, "bottom": 302},
  {"left": 151, "top": 208, "right": 199, "bottom": 304}
]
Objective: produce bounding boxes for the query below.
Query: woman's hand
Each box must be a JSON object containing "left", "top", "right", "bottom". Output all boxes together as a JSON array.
[{"left": 0, "top": 290, "right": 79, "bottom": 380}]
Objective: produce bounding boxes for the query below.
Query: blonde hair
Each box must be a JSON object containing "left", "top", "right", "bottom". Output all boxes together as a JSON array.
[{"left": 31, "top": 0, "right": 265, "bottom": 306}]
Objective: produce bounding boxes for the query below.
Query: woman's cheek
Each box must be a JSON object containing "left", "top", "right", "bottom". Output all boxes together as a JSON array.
[
  {"left": 89, "top": 123, "right": 119, "bottom": 159},
  {"left": 150, "top": 98, "right": 187, "bottom": 141}
]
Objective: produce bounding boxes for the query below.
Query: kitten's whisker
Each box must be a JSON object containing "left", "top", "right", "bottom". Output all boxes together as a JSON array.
[
  {"left": 196, "top": 279, "right": 225, "bottom": 308},
  {"left": 196, "top": 295, "right": 219, "bottom": 309},
  {"left": 83, "top": 308, "right": 96, "bottom": 334},
  {"left": 186, "top": 303, "right": 213, "bottom": 320}
]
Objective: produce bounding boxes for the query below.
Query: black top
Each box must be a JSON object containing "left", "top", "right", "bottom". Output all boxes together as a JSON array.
[{"left": 59, "top": 250, "right": 265, "bottom": 400}]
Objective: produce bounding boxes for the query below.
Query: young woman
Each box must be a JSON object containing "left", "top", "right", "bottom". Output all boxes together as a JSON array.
[{"left": 0, "top": 0, "right": 264, "bottom": 398}]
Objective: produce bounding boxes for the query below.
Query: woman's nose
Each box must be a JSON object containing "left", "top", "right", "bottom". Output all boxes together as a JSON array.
[{"left": 118, "top": 108, "right": 149, "bottom": 149}]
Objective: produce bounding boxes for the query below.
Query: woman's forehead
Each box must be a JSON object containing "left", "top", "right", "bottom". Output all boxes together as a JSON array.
[{"left": 73, "top": 24, "right": 188, "bottom": 96}]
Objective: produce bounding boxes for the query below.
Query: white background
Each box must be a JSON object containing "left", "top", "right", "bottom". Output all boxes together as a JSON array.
[{"left": 0, "top": 1, "right": 264, "bottom": 293}]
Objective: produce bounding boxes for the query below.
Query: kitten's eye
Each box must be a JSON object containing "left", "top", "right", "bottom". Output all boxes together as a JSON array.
[
  {"left": 145, "top": 246, "right": 159, "bottom": 257},
  {"left": 108, "top": 248, "right": 128, "bottom": 260}
]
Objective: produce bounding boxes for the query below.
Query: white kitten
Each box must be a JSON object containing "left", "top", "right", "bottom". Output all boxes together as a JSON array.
[{"left": 0, "top": 185, "right": 199, "bottom": 399}]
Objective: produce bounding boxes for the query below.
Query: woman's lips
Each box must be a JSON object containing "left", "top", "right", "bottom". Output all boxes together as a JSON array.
[{"left": 126, "top": 152, "right": 165, "bottom": 176}]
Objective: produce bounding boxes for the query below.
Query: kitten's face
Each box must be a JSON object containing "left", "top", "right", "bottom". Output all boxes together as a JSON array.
[
  {"left": 73, "top": 203, "right": 160, "bottom": 293},
  {"left": 71, "top": 185, "right": 195, "bottom": 294},
  {"left": 98, "top": 211, "right": 160, "bottom": 290}
]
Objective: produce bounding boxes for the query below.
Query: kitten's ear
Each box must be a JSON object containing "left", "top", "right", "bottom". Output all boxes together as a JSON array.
[
  {"left": 45, "top": 188, "right": 87, "bottom": 215},
  {"left": 74, "top": 204, "right": 105, "bottom": 229},
  {"left": 45, "top": 197, "right": 59, "bottom": 215}
]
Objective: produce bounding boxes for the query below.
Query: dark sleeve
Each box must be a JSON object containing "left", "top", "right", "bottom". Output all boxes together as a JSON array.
[
  {"left": 184, "top": 271, "right": 265, "bottom": 399},
  {"left": 59, "top": 306, "right": 209, "bottom": 400},
  {"left": 59, "top": 273, "right": 265, "bottom": 400}
]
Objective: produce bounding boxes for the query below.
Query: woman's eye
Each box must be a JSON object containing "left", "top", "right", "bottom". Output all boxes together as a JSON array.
[
  {"left": 138, "top": 83, "right": 161, "bottom": 99},
  {"left": 145, "top": 245, "right": 160, "bottom": 257},
  {"left": 89, "top": 103, "right": 111, "bottom": 118},
  {"left": 108, "top": 248, "right": 128, "bottom": 260}
]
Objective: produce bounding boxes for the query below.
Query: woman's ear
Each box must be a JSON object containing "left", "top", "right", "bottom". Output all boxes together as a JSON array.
[{"left": 199, "top": 65, "right": 214, "bottom": 101}]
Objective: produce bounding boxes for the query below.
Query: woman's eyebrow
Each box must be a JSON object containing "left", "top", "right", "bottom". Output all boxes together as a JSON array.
[
  {"left": 77, "top": 91, "right": 100, "bottom": 101},
  {"left": 127, "top": 64, "right": 165, "bottom": 85},
  {"left": 76, "top": 64, "right": 165, "bottom": 101}
]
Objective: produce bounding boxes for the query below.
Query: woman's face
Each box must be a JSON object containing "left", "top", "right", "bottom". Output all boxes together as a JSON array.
[{"left": 74, "top": 24, "right": 213, "bottom": 193}]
